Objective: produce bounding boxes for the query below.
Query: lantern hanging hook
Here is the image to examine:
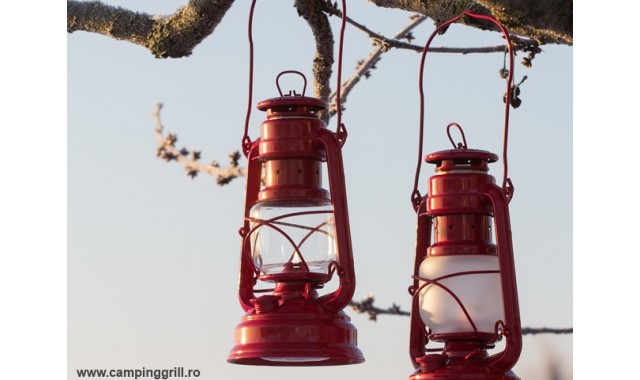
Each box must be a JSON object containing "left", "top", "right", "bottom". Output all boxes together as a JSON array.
[
  {"left": 276, "top": 70, "right": 307, "bottom": 97},
  {"left": 446, "top": 122, "right": 468, "bottom": 150}
]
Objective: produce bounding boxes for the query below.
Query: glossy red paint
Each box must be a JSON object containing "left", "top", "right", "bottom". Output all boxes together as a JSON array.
[
  {"left": 409, "top": 147, "right": 522, "bottom": 379},
  {"left": 228, "top": 72, "right": 363, "bottom": 366}
]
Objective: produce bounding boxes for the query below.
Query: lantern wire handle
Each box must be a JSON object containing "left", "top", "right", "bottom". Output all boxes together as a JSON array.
[
  {"left": 411, "top": 11, "right": 516, "bottom": 211},
  {"left": 241, "top": 0, "right": 258, "bottom": 157},
  {"left": 241, "top": 0, "right": 349, "bottom": 155},
  {"left": 334, "top": 0, "right": 347, "bottom": 135}
]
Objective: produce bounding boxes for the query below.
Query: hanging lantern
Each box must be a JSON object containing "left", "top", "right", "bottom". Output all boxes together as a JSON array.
[
  {"left": 407, "top": 11, "right": 522, "bottom": 380},
  {"left": 408, "top": 126, "right": 522, "bottom": 379},
  {"left": 227, "top": 71, "right": 363, "bottom": 366}
]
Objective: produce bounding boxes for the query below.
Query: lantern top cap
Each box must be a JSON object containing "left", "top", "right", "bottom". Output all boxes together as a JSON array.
[
  {"left": 426, "top": 148, "right": 498, "bottom": 164},
  {"left": 257, "top": 95, "right": 328, "bottom": 112}
]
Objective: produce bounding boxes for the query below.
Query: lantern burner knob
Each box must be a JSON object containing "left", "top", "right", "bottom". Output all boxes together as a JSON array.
[
  {"left": 416, "top": 354, "right": 448, "bottom": 373},
  {"left": 253, "top": 295, "right": 280, "bottom": 314}
]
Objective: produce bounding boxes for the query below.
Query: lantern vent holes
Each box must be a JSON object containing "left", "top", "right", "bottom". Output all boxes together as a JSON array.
[
  {"left": 452, "top": 158, "right": 481, "bottom": 167},
  {"left": 272, "top": 105, "right": 296, "bottom": 113},
  {"left": 268, "top": 105, "right": 323, "bottom": 117},
  {"left": 435, "top": 158, "right": 491, "bottom": 174}
]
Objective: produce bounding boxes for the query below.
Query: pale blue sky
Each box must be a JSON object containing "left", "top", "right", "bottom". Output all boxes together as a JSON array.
[
  {"left": 10, "top": 1, "right": 627, "bottom": 380},
  {"left": 65, "top": 2, "right": 573, "bottom": 379}
]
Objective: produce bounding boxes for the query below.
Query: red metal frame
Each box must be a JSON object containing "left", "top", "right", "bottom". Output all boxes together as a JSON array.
[{"left": 228, "top": 72, "right": 363, "bottom": 366}]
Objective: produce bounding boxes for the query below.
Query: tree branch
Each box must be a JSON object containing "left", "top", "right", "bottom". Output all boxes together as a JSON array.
[
  {"left": 474, "top": 0, "right": 573, "bottom": 45},
  {"left": 294, "top": 0, "right": 335, "bottom": 123},
  {"left": 153, "top": 103, "right": 246, "bottom": 185},
  {"left": 328, "top": 14, "right": 427, "bottom": 115},
  {"left": 68, "top": 0, "right": 572, "bottom": 60},
  {"left": 368, "top": 0, "right": 572, "bottom": 45},
  {"left": 349, "top": 294, "right": 573, "bottom": 335},
  {"left": 69, "top": 0, "right": 570, "bottom": 117},
  {"left": 67, "top": 0, "right": 235, "bottom": 58},
  {"left": 323, "top": 6, "right": 541, "bottom": 116},
  {"left": 326, "top": 6, "right": 540, "bottom": 56},
  {"left": 349, "top": 294, "right": 411, "bottom": 321},
  {"left": 521, "top": 327, "right": 573, "bottom": 335}
]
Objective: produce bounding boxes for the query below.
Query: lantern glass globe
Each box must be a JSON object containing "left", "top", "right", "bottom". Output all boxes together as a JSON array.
[
  {"left": 418, "top": 254, "right": 505, "bottom": 336},
  {"left": 249, "top": 199, "right": 337, "bottom": 277}
]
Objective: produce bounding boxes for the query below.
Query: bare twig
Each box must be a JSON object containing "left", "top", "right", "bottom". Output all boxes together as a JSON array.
[
  {"left": 349, "top": 294, "right": 410, "bottom": 321},
  {"left": 153, "top": 103, "right": 246, "bottom": 185},
  {"left": 350, "top": 294, "right": 573, "bottom": 335},
  {"left": 328, "top": 14, "right": 427, "bottom": 115},
  {"left": 324, "top": 9, "right": 540, "bottom": 115},
  {"left": 367, "top": 0, "right": 572, "bottom": 45},
  {"left": 322, "top": 2, "right": 540, "bottom": 54},
  {"left": 521, "top": 327, "right": 573, "bottom": 335}
]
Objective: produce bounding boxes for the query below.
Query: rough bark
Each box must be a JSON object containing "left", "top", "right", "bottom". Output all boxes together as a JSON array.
[
  {"left": 369, "top": 0, "right": 572, "bottom": 45},
  {"left": 294, "top": 0, "right": 334, "bottom": 122},
  {"left": 67, "top": 0, "right": 235, "bottom": 58},
  {"left": 67, "top": 0, "right": 572, "bottom": 59}
]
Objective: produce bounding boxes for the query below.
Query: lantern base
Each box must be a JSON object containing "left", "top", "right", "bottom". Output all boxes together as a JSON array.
[
  {"left": 409, "top": 353, "right": 520, "bottom": 380},
  {"left": 228, "top": 299, "right": 364, "bottom": 366},
  {"left": 410, "top": 369, "right": 520, "bottom": 380}
]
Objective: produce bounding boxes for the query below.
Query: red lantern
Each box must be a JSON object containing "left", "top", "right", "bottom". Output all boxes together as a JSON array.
[
  {"left": 407, "top": 12, "right": 522, "bottom": 379},
  {"left": 227, "top": 71, "right": 364, "bottom": 366}
]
